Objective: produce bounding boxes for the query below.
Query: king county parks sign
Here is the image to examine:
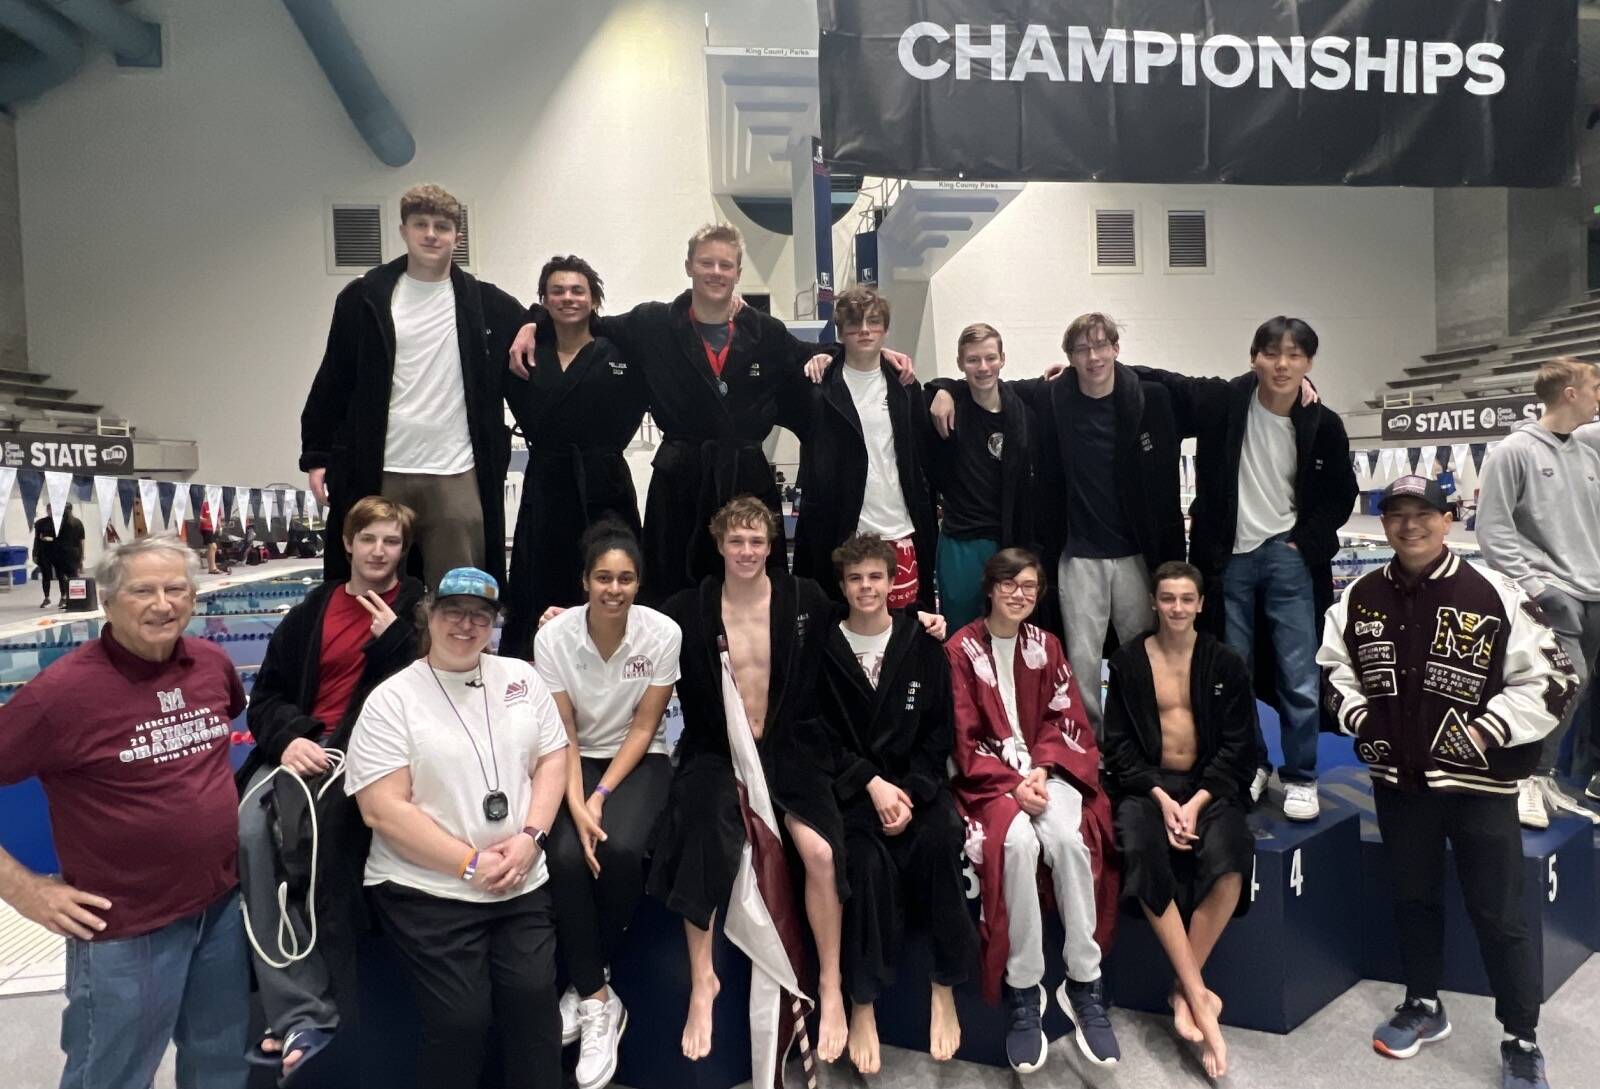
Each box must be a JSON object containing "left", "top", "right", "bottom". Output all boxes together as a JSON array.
[
  {"left": 1380, "top": 395, "right": 1541, "bottom": 442},
  {"left": 0, "top": 432, "right": 135, "bottom": 475}
]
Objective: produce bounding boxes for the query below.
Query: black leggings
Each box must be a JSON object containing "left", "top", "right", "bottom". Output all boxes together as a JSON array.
[{"left": 546, "top": 753, "right": 672, "bottom": 996}]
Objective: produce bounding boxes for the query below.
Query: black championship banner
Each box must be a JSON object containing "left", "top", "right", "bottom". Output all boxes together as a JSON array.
[
  {"left": 1381, "top": 395, "right": 1541, "bottom": 441},
  {"left": 0, "top": 431, "right": 134, "bottom": 474},
  {"left": 819, "top": 1, "right": 1577, "bottom": 186}
]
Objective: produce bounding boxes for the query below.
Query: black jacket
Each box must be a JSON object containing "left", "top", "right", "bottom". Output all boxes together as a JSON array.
[
  {"left": 1015, "top": 363, "right": 1186, "bottom": 574},
  {"left": 553, "top": 291, "right": 815, "bottom": 602},
  {"left": 237, "top": 576, "right": 426, "bottom": 784},
  {"left": 925, "top": 378, "right": 1040, "bottom": 553},
  {"left": 300, "top": 258, "right": 527, "bottom": 583},
  {"left": 791, "top": 353, "right": 938, "bottom": 610},
  {"left": 1138, "top": 369, "right": 1357, "bottom": 644},
  {"left": 1102, "top": 631, "right": 1264, "bottom": 804},
  {"left": 817, "top": 610, "right": 954, "bottom": 809},
  {"left": 31, "top": 517, "right": 55, "bottom": 567}
]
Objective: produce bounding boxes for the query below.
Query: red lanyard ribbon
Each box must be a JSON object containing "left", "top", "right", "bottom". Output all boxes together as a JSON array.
[{"left": 691, "top": 308, "right": 735, "bottom": 378}]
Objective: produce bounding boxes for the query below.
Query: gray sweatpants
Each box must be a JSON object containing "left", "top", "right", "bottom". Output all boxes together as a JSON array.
[
  {"left": 1002, "top": 778, "right": 1103, "bottom": 988},
  {"left": 1057, "top": 553, "right": 1153, "bottom": 734},
  {"left": 1532, "top": 587, "right": 1600, "bottom": 776},
  {"left": 380, "top": 468, "right": 485, "bottom": 593},
  {"left": 239, "top": 765, "right": 339, "bottom": 1041}
]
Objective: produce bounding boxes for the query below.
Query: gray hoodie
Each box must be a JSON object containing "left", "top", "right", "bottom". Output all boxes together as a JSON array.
[{"left": 1475, "top": 420, "right": 1600, "bottom": 601}]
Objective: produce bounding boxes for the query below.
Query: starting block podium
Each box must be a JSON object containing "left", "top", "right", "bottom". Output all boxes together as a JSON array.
[
  {"left": 1106, "top": 787, "right": 1363, "bottom": 1033},
  {"left": 1321, "top": 766, "right": 1595, "bottom": 1001}
]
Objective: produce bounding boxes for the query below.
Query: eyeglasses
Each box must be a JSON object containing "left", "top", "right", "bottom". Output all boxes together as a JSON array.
[
  {"left": 1067, "top": 339, "right": 1117, "bottom": 360},
  {"left": 440, "top": 604, "right": 495, "bottom": 629},
  {"left": 996, "top": 579, "right": 1041, "bottom": 599}
]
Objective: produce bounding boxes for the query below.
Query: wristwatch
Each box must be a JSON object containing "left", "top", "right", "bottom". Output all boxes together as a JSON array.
[{"left": 521, "top": 826, "right": 548, "bottom": 850}]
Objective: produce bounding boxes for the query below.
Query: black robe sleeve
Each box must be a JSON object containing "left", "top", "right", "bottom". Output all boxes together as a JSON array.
[
  {"left": 1127, "top": 365, "right": 1229, "bottom": 441},
  {"left": 1101, "top": 649, "right": 1161, "bottom": 800},
  {"left": 903, "top": 632, "right": 954, "bottom": 807},
  {"left": 1199, "top": 643, "right": 1264, "bottom": 803},
  {"left": 246, "top": 599, "right": 322, "bottom": 766},
  {"left": 300, "top": 282, "right": 364, "bottom": 474},
  {"left": 1291, "top": 411, "right": 1360, "bottom": 568}
]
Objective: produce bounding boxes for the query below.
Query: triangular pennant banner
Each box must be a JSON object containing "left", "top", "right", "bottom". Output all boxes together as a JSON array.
[
  {"left": 263, "top": 490, "right": 278, "bottom": 535},
  {"left": 205, "top": 485, "right": 222, "bottom": 529},
  {"left": 156, "top": 481, "right": 175, "bottom": 529},
  {"left": 138, "top": 479, "right": 160, "bottom": 533},
  {"left": 118, "top": 478, "right": 137, "bottom": 525},
  {"left": 283, "top": 489, "right": 299, "bottom": 521},
  {"left": 18, "top": 470, "right": 42, "bottom": 528},
  {"left": 305, "top": 491, "right": 320, "bottom": 521},
  {"left": 170, "top": 481, "right": 190, "bottom": 530},
  {"left": 95, "top": 476, "right": 117, "bottom": 532},
  {"left": 235, "top": 487, "right": 250, "bottom": 530},
  {"left": 43, "top": 471, "right": 72, "bottom": 534}
]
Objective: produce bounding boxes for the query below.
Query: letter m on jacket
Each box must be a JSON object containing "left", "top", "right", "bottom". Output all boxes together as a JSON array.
[{"left": 1430, "top": 608, "right": 1500, "bottom": 669}]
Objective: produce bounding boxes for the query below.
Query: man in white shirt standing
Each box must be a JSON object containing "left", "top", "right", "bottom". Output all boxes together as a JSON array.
[
  {"left": 1476, "top": 357, "right": 1600, "bottom": 823},
  {"left": 792, "top": 285, "right": 938, "bottom": 611},
  {"left": 301, "top": 184, "right": 528, "bottom": 590}
]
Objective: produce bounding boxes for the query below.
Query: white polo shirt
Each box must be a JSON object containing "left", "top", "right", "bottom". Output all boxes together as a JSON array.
[{"left": 533, "top": 603, "right": 682, "bottom": 758}]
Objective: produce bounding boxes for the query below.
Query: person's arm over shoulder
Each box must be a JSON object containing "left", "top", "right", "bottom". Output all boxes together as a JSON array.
[
  {"left": 1314, "top": 581, "right": 1368, "bottom": 737},
  {"left": 1125, "top": 366, "right": 1225, "bottom": 438},
  {"left": 594, "top": 300, "right": 654, "bottom": 356},
  {"left": 300, "top": 282, "right": 364, "bottom": 473},
  {"left": 1472, "top": 577, "right": 1581, "bottom": 750},
  {"left": 246, "top": 605, "right": 322, "bottom": 765},
  {"left": 1473, "top": 442, "right": 1540, "bottom": 596},
  {"left": 1198, "top": 644, "right": 1263, "bottom": 801},
  {"left": 1099, "top": 651, "right": 1160, "bottom": 798}
]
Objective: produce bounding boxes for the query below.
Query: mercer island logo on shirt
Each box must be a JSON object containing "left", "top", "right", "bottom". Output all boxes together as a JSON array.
[
  {"left": 622, "top": 654, "right": 652, "bottom": 681},
  {"left": 504, "top": 680, "right": 529, "bottom": 705},
  {"left": 157, "top": 687, "right": 186, "bottom": 713}
]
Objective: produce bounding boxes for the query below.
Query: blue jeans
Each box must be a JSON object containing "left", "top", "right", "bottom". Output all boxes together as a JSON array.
[
  {"left": 60, "top": 890, "right": 250, "bottom": 1089},
  {"left": 1223, "top": 534, "right": 1321, "bottom": 784}
]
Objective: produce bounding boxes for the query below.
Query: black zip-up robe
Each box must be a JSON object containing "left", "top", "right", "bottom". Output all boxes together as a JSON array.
[
  {"left": 235, "top": 576, "right": 425, "bottom": 1003},
  {"left": 1101, "top": 631, "right": 1264, "bottom": 805},
  {"left": 647, "top": 574, "right": 845, "bottom": 929},
  {"left": 300, "top": 258, "right": 526, "bottom": 584},
  {"left": 522, "top": 291, "right": 817, "bottom": 603},
  {"left": 1014, "top": 363, "right": 1186, "bottom": 575},
  {"left": 791, "top": 353, "right": 938, "bottom": 610},
  {"left": 817, "top": 611, "right": 977, "bottom": 1000},
  {"left": 500, "top": 318, "right": 649, "bottom": 658},
  {"left": 1134, "top": 368, "right": 1358, "bottom": 635}
]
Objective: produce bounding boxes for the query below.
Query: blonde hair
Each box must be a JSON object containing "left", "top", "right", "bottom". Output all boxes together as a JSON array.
[
  {"left": 1533, "top": 357, "right": 1599, "bottom": 407},
  {"left": 686, "top": 223, "right": 744, "bottom": 267},
  {"left": 957, "top": 322, "right": 1004, "bottom": 360},
  {"left": 709, "top": 495, "right": 778, "bottom": 544}
]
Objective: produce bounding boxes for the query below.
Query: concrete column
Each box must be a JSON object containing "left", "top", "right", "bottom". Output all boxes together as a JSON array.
[{"left": 0, "top": 113, "right": 28, "bottom": 371}]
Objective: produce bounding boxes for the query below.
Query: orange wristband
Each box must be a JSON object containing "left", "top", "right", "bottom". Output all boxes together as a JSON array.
[{"left": 459, "top": 849, "right": 478, "bottom": 878}]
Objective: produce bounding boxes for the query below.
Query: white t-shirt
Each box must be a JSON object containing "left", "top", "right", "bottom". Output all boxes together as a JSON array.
[
  {"left": 1233, "top": 392, "right": 1297, "bottom": 554},
  {"left": 384, "top": 273, "right": 475, "bottom": 475},
  {"left": 988, "top": 633, "right": 1032, "bottom": 773},
  {"left": 842, "top": 364, "right": 915, "bottom": 540},
  {"left": 344, "top": 656, "right": 567, "bottom": 902},
  {"left": 839, "top": 621, "right": 893, "bottom": 688},
  {"left": 534, "top": 604, "right": 682, "bottom": 758}
]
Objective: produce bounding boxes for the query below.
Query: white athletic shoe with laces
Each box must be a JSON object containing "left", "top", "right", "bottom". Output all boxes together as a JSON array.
[
  {"left": 1282, "top": 782, "right": 1320, "bottom": 821},
  {"left": 575, "top": 991, "right": 627, "bottom": 1089},
  {"left": 1517, "top": 778, "right": 1550, "bottom": 830},
  {"left": 1537, "top": 775, "right": 1600, "bottom": 825},
  {"left": 559, "top": 986, "right": 582, "bottom": 1045}
]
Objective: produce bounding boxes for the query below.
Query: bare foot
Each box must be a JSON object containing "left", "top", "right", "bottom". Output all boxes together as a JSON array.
[
  {"left": 818, "top": 985, "right": 848, "bottom": 1064},
  {"left": 929, "top": 983, "right": 961, "bottom": 1062},
  {"left": 848, "top": 1003, "right": 881, "bottom": 1075},
  {"left": 1170, "top": 990, "right": 1202, "bottom": 1043},
  {"left": 1195, "top": 997, "right": 1228, "bottom": 1079},
  {"left": 682, "top": 973, "right": 720, "bottom": 1061}
]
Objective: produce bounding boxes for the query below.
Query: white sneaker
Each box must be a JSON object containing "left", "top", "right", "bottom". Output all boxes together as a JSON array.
[
  {"left": 1249, "top": 767, "right": 1270, "bottom": 806},
  {"left": 1537, "top": 775, "right": 1600, "bottom": 826},
  {"left": 1282, "top": 782, "right": 1320, "bottom": 821},
  {"left": 575, "top": 991, "right": 627, "bottom": 1089},
  {"left": 559, "top": 986, "right": 582, "bottom": 1045},
  {"left": 1517, "top": 778, "right": 1550, "bottom": 830}
]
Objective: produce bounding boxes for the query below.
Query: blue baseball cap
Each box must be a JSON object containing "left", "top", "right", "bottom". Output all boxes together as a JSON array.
[{"left": 436, "top": 566, "right": 500, "bottom": 603}]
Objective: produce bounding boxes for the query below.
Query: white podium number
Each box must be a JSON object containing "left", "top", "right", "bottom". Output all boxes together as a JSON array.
[
  {"left": 1290, "top": 848, "right": 1305, "bottom": 897},
  {"left": 1250, "top": 856, "right": 1260, "bottom": 903},
  {"left": 1547, "top": 856, "right": 1558, "bottom": 904}
]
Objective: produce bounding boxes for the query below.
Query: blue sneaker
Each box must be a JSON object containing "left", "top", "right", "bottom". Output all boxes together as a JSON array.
[
  {"left": 1501, "top": 1039, "right": 1549, "bottom": 1089},
  {"left": 1058, "top": 977, "right": 1121, "bottom": 1066},
  {"left": 1372, "top": 998, "right": 1451, "bottom": 1059},
  {"left": 1003, "top": 983, "right": 1048, "bottom": 1074}
]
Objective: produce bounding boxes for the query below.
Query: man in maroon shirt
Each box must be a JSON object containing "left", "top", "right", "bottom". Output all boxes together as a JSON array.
[
  {"left": 0, "top": 536, "right": 249, "bottom": 1089},
  {"left": 236, "top": 495, "right": 424, "bottom": 1082}
]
